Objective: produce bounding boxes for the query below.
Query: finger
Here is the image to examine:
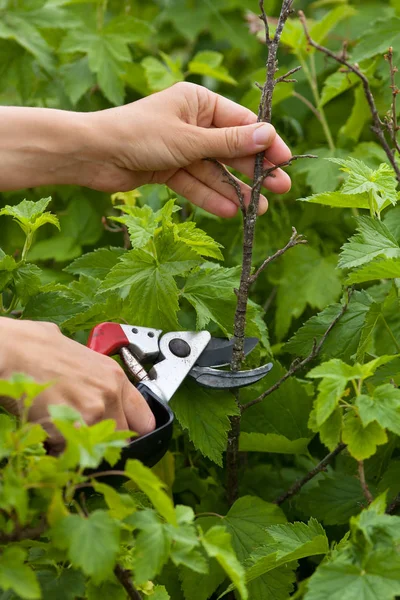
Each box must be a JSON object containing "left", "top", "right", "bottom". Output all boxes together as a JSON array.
[
  {"left": 198, "top": 88, "right": 258, "bottom": 128},
  {"left": 121, "top": 379, "right": 156, "bottom": 436},
  {"left": 166, "top": 168, "right": 240, "bottom": 217},
  {"left": 264, "top": 135, "right": 292, "bottom": 165},
  {"left": 224, "top": 157, "right": 292, "bottom": 194},
  {"left": 184, "top": 160, "right": 268, "bottom": 214},
  {"left": 186, "top": 122, "right": 277, "bottom": 161}
]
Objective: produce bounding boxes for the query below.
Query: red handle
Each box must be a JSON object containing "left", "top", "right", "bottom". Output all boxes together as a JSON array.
[{"left": 87, "top": 323, "right": 129, "bottom": 356}]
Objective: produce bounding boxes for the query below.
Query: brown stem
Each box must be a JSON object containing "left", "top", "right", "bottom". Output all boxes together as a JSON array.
[
  {"left": 253, "top": 154, "right": 318, "bottom": 188},
  {"left": 385, "top": 47, "right": 400, "bottom": 155},
  {"left": 358, "top": 460, "right": 374, "bottom": 505},
  {"left": 275, "top": 443, "right": 346, "bottom": 505},
  {"left": 387, "top": 494, "right": 400, "bottom": 514},
  {"left": 299, "top": 10, "right": 400, "bottom": 183},
  {"left": 226, "top": 0, "right": 296, "bottom": 506},
  {"left": 242, "top": 287, "right": 354, "bottom": 412},
  {"left": 249, "top": 227, "right": 307, "bottom": 283},
  {"left": 204, "top": 159, "right": 246, "bottom": 214},
  {"left": 275, "top": 65, "right": 302, "bottom": 84},
  {"left": 0, "top": 518, "right": 46, "bottom": 544},
  {"left": 114, "top": 564, "right": 141, "bottom": 600}
]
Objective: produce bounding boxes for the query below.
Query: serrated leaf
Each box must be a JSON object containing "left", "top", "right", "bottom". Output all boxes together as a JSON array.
[
  {"left": 12, "top": 263, "right": 42, "bottom": 304},
  {"left": 356, "top": 384, "right": 400, "bottom": 436},
  {"left": 298, "top": 191, "right": 380, "bottom": 210},
  {"left": 130, "top": 510, "right": 171, "bottom": 584},
  {"left": 0, "top": 546, "right": 40, "bottom": 600},
  {"left": 346, "top": 257, "right": 400, "bottom": 284},
  {"left": 142, "top": 55, "right": 183, "bottom": 92},
  {"left": 125, "top": 460, "right": 177, "bottom": 525},
  {"left": 202, "top": 526, "right": 248, "bottom": 600},
  {"left": 352, "top": 17, "right": 400, "bottom": 63},
  {"left": 64, "top": 247, "right": 125, "bottom": 279},
  {"left": 286, "top": 291, "right": 373, "bottom": 362},
  {"left": 339, "top": 216, "right": 400, "bottom": 270},
  {"left": 171, "top": 380, "right": 240, "bottom": 466},
  {"left": 23, "top": 292, "right": 85, "bottom": 326},
  {"left": 51, "top": 511, "right": 120, "bottom": 583},
  {"left": 342, "top": 411, "right": 387, "bottom": 460},
  {"left": 175, "top": 222, "right": 224, "bottom": 260},
  {"left": 297, "top": 473, "right": 366, "bottom": 525},
  {"left": 36, "top": 568, "right": 86, "bottom": 600},
  {"left": 0, "top": 197, "right": 54, "bottom": 235},
  {"left": 60, "top": 56, "right": 95, "bottom": 105},
  {"left": 0, "top": 12, "right": 54, "bottom": 72},
  {"left": 272, "top": 245, "right": 342, "bottom": 340}
]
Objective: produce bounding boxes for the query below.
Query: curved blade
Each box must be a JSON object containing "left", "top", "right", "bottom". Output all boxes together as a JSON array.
[
  {"left": 189, "top": 362, "right": 273, "bottom": 389},
  {"left": 196, "top": 337, "right": 259, "bottom": 368}
]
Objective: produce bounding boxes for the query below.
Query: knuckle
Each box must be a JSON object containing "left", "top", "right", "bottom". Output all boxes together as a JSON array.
[
  {"left": 85, "top": 401, "right": 106, "bottom": 425},
  {"left": 41, "top": 321, "right": 61, "bottom": 334},
  {"left": 224, "top": 127, "right": 240, "bottom": 155}
]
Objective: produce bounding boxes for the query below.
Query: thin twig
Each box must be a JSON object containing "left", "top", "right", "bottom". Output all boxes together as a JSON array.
[
  {"left": 385, "top": 47, "right": 400, "bottom": 155},
  {"left": 275, "top": 65, "right": 302, "bottom": 84},
  {"left": 299, "top": 10, "right": 400, "bottom": 183},
  {"left": 254, "top": 154, "right": 318, "bottom": 188},
  {"left": 226, "top": 0, "right": 296, "bottom": 507},
  {"left": 0, "top": 518, "right": 47, "bottom": 544},
  {"left": 250, "top": 227, "right": 307, "bottom": 283},
  {"left": 293, "top": 91, "right": 323, "bottom": 122},
  {"left": 358, "top": 460, "right": 374, "bottom": 505},
  {"left": 114, "top": 564, "right": 141, "bottom": 600},
  {"left": 274, "top": 443, "right": 346, "bottom": 505},
  {"left": 204, "top": 158, "right": 246, "bottom": 214},
  {"left": 242, "top": 287, "right": 354, "bottom": 412}
]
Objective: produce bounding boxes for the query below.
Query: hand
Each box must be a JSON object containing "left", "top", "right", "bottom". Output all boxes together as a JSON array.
[
  {"left": 0, "top": 318, "right": 156, "bottom": 452},
  {"left": 83, "top": 82, "right": 292, "bottom": 217}
]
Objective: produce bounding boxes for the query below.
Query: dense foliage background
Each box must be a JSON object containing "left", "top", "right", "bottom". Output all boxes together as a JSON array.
[{"left": 2, "top": 0, "right": 400, "bottom": 598}]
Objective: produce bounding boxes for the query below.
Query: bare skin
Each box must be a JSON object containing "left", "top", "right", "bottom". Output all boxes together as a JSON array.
[{"left": 0, "top": 82, "right": 292, "bottom": 449}]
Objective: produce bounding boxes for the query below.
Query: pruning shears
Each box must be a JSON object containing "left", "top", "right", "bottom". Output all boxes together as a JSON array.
[{"left": 87, "top": 322, "right": 273, "bottom": 468}]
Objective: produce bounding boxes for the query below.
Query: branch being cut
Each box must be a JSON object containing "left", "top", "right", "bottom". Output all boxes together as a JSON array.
[
  {"left": 226, "top": 0, "right": 296, "bottom": 506},
  {"left": 358, "top": 460, "right": 374, "bottom": 505},
  {"left": 299, "top": 10, "right": 400, "bottom": 183},
  {"left": 114, "top": 565, "right": 142, "bottom": 600},
  {"left": 384, "top": 47, "right": 400, "bottom": 156},
  {"left": 253, "top": 153, "right": 317, "bottom": 188}
]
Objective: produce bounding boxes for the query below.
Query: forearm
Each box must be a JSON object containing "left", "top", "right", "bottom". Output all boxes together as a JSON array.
[{"left": 0, "top": 107, "right": 103, "bottom": 190}]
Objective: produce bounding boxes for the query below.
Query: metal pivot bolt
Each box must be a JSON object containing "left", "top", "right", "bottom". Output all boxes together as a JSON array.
[{"left": 168, "top": 338, "right": 191, "bottom": 358}]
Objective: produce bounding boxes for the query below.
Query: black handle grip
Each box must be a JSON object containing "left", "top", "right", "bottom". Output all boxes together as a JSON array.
[{"left": 106, "top": 383, "right": 174, "bottom": 470}]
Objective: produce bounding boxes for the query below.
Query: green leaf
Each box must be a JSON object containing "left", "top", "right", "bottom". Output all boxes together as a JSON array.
[
  {"left": 239, "top": 432, "right": 310, "bottom": 454},
  {"left": 0, "top": 255, "right": 18, "bottom": 292},
  {"left": 51, "top": 511, "right": 120, "bottom": 583},
  {"left": 245, "top": 518, "right": 329, "bottom": 584},
  {"left": 0, "top": 546, "right": 40, "bottom": 600},
  {"left": 342, "top": 411, "right": 387, "bottom": 460},
  {"left": 171, "top": 380, "right": 240, "bottom": 466},
  {"left": 64, "top": 247, "right": 125, "bottom": 279},
  {"left": 201, "top": 526, "right": 248, "bottom": 600},
  {"left": 188, "top": 51, "right": 236, "bottom": 85},
  {"left": 125, "top": 460, "right": 177, "bottom": 525},
  {"left": 23, "top": 292, "right": 85, "bottom": 326},
  {"left": 130, "top": 510, "right": 172, "bottom": 584},
  {"left": 0, "top": 12, "right": 54, "bottom": 72},
  {"left": 12, "top": 263, "right": 42, "bottom": 304},
  {"left": 175, "top": 222, "right": 224, "bottom": 260},
  {"left": 273, "top": 245, "right": 342, "bottom": 340},
  {"left": 320, "top": 70, "right": 360, "bottom": 107},
  {"left": 352, "top": 18, "right": 400, "bottom": 63},
  {"left": 297, "top": 473, "right": 366, "bottom": 525},
  {"left": 298, "top": 191, "right": 379, "bottom": 210},
  {"left": 0, "top": 373, "right": 50, "bottom": 408},
  {"left": 356, "top": 384, "right": 400, "bottom": 436},
  {"left": 346, "top": 257, "right": 400, "bottom": 284},
  {"left": 100, "top": 232, "right": 200, "bottom": 329},
  {"left": 339, "top": 85, "right": 371, "bottom": 144},
  {"left": 86, "top": 578, "right": 126, "bottom": 600},
  {"left": 60, "top": 57, "right": 95, "bottom": 105},
  {"left": 0, "top": 197, "right": 57, "bottom": 235},
  {"left": 49, "top": 406, "right": 131, "bottom": 469},
  {"left": 182, "top": 265, "right": 240, "bottom": 336},
  {"left": 286, "top": 291, "right": 373, "bottom": 362},
  {"left": 92, "top": 482, "right": 136, "bottom": 520},
  {"left": 36, "top": 569, "right": 86, "bottom": 600},
  {"left": 339, "top": 216, "right": 400, "bottom": 270},
  {"left": 142, "top": 55, "right": 183, "bottom": 92}
]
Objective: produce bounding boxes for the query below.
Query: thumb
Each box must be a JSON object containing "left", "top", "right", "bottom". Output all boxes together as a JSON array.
[{"left": 193, "top": 122, "right": 276, "bottom": 159}]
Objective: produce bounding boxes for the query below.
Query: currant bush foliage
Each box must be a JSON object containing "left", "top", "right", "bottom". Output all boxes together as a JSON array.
[{"left": 2, "top": 0, "right": 400, "bottom": 599}]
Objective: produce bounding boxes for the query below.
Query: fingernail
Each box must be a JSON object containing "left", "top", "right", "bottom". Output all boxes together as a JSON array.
[
  {"left": 253, "top": 124, "right": 275, "bottom": 147},
  {"left": 259, "top": 195, "right": 268, "bottom": 214}
]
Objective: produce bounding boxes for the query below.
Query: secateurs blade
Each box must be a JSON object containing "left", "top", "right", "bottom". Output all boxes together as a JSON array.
[{"left": 87, "top": 322, "right": 273, "bottom": 468}]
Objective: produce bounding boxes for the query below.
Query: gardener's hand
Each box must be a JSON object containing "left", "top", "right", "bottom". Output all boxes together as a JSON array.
[
  {"left": 0, "top": 83, "right": 291, "bottom": 218},
  {"left": 0, "top": 318, "right": 156, "bottom": 452},
  {"left": 85, "top": 82, "right": 292, "bottom": 217}
]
